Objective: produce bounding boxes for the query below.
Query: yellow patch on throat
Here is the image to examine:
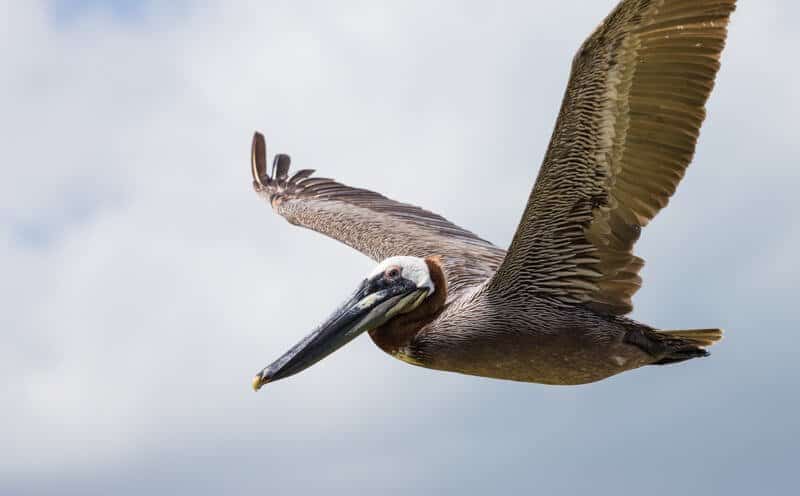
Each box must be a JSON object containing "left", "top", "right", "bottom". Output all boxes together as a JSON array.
[
  {"left": 393, "top": 345, "right": 424, "bottom": 366},
  {"left": 385, "top": 289, "right": 429, "bottom": 320}
]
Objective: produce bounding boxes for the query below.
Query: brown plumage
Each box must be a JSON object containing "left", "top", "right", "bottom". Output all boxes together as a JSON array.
[{"left": 249, "top": 0, "right": 735, "bottom": 387}]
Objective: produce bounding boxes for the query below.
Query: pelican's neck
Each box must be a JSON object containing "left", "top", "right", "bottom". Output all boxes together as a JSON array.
[{"left": 368, "top": 256, "right": 447, "bottom": 356}]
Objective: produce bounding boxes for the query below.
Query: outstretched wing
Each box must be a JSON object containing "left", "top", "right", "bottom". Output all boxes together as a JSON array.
[
  {"left": 251, "top": 132, "right": 505, "bottom": 295},
  {"left": 488, "top": 0, "right": 736, "bottom": 314}
]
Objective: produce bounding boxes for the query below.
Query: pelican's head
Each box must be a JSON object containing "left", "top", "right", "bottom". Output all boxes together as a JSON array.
[{"left": 252, "top": 256, "right": 436, "bottom": 391}]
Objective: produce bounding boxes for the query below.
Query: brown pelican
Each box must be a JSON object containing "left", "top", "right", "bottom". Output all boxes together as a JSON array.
[{"left": 250, "top": 0, "right": 736, "bottom": 390}]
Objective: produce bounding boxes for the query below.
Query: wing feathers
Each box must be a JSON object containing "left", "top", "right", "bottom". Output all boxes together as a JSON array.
[
  {"left": 273, "top": 154, "right": 291, "bottom": 182},
  {"left": 250, "top": 133, "right": 505, "bottom": 295},
  {"left": 488, "top": 0, "right": 735, "bottom": 314},
  {"left": 251, "top": 131, "right": 268, "bottom": 187}
]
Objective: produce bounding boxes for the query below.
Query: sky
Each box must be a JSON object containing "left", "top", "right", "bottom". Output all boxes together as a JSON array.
[{"left": 1, "top": 0, "right": 798, "bottom": 494}]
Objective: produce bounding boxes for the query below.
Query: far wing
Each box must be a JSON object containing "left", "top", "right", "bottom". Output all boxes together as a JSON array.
[{"left": 251, "top": 132, "right": 506, "bottom": 295}]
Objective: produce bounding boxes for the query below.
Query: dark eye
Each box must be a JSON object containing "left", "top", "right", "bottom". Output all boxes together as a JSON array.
[{"left": 386, "top": 267, "right": 400, "bottom": 279}]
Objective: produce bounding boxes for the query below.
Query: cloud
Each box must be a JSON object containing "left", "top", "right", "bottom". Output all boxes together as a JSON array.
[{"left": 2, "top": 1, "right": 798, "bottom": 494}]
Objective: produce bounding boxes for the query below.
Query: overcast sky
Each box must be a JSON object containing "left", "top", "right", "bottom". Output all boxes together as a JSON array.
[{"left": 2, "top": 1, "right": 798, "bottom": 494}]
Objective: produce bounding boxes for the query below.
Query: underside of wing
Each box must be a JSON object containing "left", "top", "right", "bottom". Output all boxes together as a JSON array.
[
  {"left": 489, "top": 0, "right": 736, "bottom": 314},
  {"left": 251, "top": 132, "right": 506, "bottom": 295}
]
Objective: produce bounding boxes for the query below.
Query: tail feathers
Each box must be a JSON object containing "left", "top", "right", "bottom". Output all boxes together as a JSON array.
[
  {"left": 658, "top": 328, "right": 724, "bottom": 347},
  {"left": 649, "top": 328, "right": 723, "bottom": 366}
]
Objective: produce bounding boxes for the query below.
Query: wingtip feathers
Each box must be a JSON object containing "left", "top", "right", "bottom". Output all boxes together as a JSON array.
[
  {"left": 251, "top": 130, "right": 296, "bottom": 188},
  {"left": 273, "top": 154, "right": 291, "bottom": 182},
  {"left": 251, "top": 131, "right": 268, "bottom": 187}
]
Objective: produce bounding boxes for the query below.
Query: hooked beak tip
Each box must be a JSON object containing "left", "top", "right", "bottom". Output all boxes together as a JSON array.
[{"left": 252, "top": 372, "right": 269, "bottom": 392}]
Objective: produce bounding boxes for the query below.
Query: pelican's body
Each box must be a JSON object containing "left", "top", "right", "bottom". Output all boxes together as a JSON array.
[
  {"left": 249, "top": 0, "right": 736, "bottom": 390},
  {"left": 378, "top": 291, "right": 655, "bottom": 386}
]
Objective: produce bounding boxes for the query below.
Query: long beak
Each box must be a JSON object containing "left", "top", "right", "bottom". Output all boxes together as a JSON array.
[{"left": 252, "top": 279, "right": 426, "bottom": 391}]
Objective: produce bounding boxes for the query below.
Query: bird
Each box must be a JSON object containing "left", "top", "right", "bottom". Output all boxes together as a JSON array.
[{"left": 250, "top": 0, "right": 736, "bottom": 391}]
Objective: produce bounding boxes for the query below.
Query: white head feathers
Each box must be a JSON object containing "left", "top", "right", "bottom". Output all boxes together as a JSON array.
[{"left": 368, "top": 256, "right": 435, "bottom": 294}]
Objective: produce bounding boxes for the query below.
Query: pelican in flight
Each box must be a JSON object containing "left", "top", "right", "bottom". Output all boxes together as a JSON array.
[{"left": 250, "top": 0, "right": 736, "bottom": 390}]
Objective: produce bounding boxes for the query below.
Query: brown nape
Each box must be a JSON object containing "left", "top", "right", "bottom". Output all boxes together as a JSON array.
[{"left": 368, "top": 256, "right": 448, "bottom": 355}]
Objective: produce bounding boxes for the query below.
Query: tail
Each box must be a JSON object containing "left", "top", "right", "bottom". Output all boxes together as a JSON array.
[
  {"left": 650, "top": 328, "right": 724, "bottom": 365},
  {"left": 659, "top": 328, "right": 723, "bottom": 347}
]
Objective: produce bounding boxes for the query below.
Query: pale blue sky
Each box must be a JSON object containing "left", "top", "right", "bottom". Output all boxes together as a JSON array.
[
  {"left": 2, "top": 1, "right": 798, "bottom": 494},
  {"left": 51, "top": 0, "right": 146, "bottom": 22}
]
